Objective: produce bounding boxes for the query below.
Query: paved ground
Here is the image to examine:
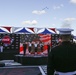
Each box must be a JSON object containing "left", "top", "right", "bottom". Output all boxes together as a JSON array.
[
  {"left": 0, "top": 60, "right": 47, "bottom": 75},
  {"left": 40, "top": 65, "right": 47, "bottom": 75}
]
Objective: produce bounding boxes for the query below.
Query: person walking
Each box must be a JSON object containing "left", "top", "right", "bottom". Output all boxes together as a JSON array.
[{"left": 47, "top": 28, "right": 76, "bottom": 75}]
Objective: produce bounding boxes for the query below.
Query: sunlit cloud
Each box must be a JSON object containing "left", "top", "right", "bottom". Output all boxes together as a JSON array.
[
  {"left": 53, "top": 4, "right": 64, "bottom": 10},
  {"left": 61, "top": 18, "right": 76, "bottom": 28},
  {"left": 70, "top": 0, "right": 76, "bottom": 4},
  {"left": 61, "top": 21, "right": 71, "bottom": 28},
  {"left": 64, "top": 18, "right": 76, "bottom": 21},
  {"left": 32, "top": 10, "right": 46, "bottom": 15},
  {"left": 60, "top": 4, "right": 64, "bottom": 7},
  {"left": 31, "top": 20, "right": 38, "bottom": 25},
  {"left": 53, "top": 6, "right": 60, "bottom": 10},
  {"left": 22, "top": 20, "right": 38, "bottom": 25}
]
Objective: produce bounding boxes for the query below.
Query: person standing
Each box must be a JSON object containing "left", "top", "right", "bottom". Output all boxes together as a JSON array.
[
  {"left": 23, "top": 42, "right": 27, "bottom": 55},
  {"left": 40, "top": 42, "right": 44, "bottom": 52},
  {"left": 34, "top": 42, "right": 38, "bottom": 54},
  {"left": 0, "top": 41, "right": 3, "bottom": 52},
  {"left": 31, "top": 43, "right": 35, "bottom": 54},
  {"left": 47, "top": 28, "right": 76, "bottom": 75},
  {"left": 28, "top": 42, "right": 32, "bottom": 53},
  {"left": 47, "top": 43, "right": 51, "bottom": 53}
]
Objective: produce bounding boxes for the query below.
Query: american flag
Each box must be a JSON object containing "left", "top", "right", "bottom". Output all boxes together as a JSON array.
[
  {"left": 19, "top": 34, "right": 51, "bottom": 54},
  {"left": 39, "top": 34, "right": 51, "bottom": 45},
  {"left": 38, "top": 34, "right": 51, "bottom": 54}
]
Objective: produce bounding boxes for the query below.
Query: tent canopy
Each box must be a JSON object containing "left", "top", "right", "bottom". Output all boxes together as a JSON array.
[
  {"left": 14, "top": 27, "right": 35, "bottom": 34},
  {"left": 37, "top": 28, "right": 56, "bottom": 34}
]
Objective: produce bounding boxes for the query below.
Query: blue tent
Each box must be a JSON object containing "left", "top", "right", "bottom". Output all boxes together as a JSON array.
[
  {"left": 0, "top": 29, "right": 7, "bottom": 33},
  {"left": 38, "top": 28, "right": 56, "bottom": 34},
  {"left": 14, "top": 27, "right": 34, "bottom": 34}
]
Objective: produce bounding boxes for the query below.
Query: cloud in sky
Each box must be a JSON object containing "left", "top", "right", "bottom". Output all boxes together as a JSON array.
[
  {"left": 64, "top": 18, "right": 76, "bottom": 21},
  {"left": 61, "top": 18, "right": 76, "bottom": 28},
  {"left": 70, "top": 0, "right": 76, "bottom": 4},
  {"left": 22, "top": 20, "right": 38, "bottom": 25},
  {"left": 32, "top": 10, "right": 46, "bottom": 15},
  {"left": 61, "top": 21, "right": 71, "bottom": 28},
  {"left": 53, "top": 4, "right": 64, "bottom": 10}
]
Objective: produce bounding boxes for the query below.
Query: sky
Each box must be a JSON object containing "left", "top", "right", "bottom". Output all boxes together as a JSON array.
[{"left": 0, "top": 0, "right": 76, "bottom": 35}]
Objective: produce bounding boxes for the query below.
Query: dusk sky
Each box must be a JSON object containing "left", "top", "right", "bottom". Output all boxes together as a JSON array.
[{"left": 0, "top": 0, "right": 76, "bottom": 35}]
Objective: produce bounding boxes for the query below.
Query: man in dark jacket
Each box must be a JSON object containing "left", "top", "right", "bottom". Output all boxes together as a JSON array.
[
  {"left": 47, "top": 28, "right": 76, "bottom": 75},
  {"left": 23, "top": 42, "right": 27, "bottom": 55}
]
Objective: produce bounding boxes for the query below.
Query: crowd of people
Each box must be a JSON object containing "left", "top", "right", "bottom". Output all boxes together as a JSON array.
[
  {"left": 23, "top": 41, "right": 44, "bottom": 55},
  {"left": 23, "top": 41, "right": 51, "bottom": 55}
]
